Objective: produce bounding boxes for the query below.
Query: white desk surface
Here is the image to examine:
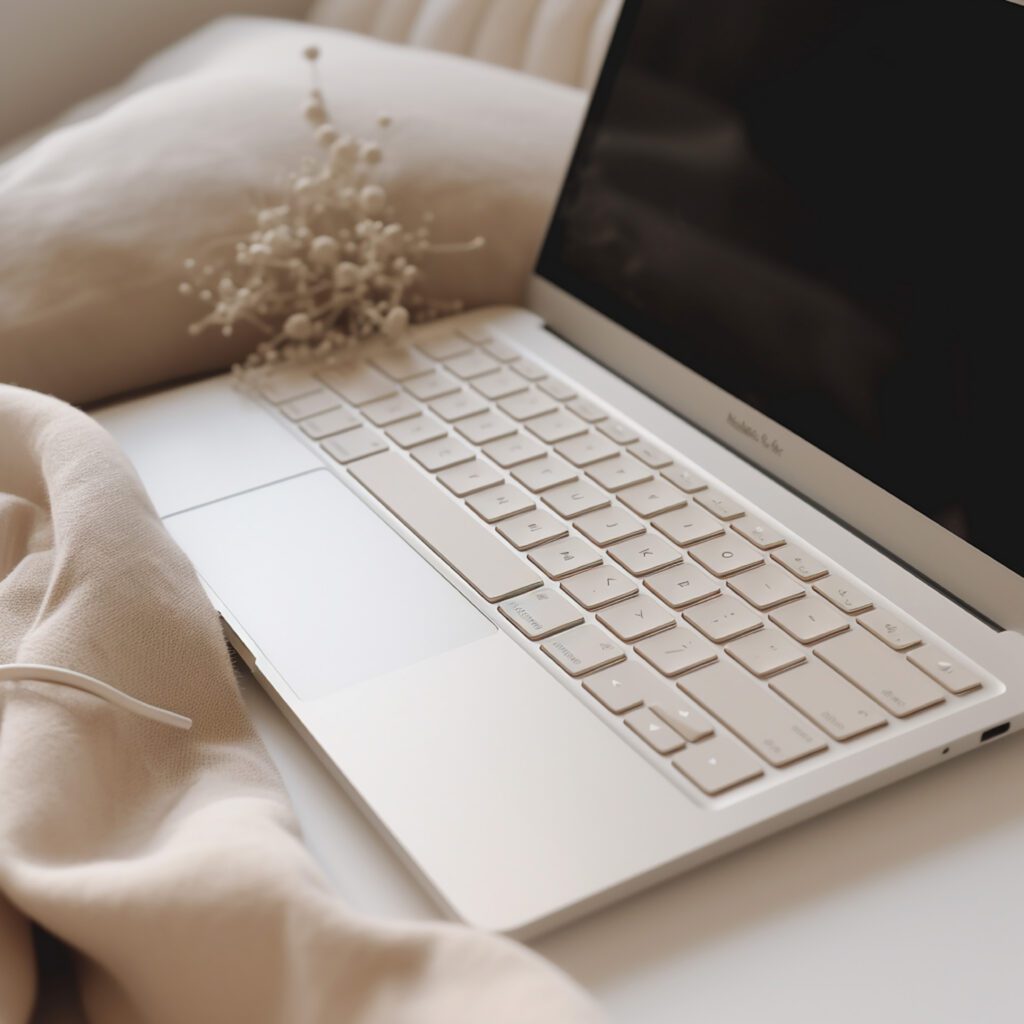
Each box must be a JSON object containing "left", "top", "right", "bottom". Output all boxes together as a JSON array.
[{"left": 241, "top": 668, "right": 1024, "bottom": 1024}]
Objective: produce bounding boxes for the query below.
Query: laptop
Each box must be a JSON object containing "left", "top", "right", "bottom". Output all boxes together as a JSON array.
[{"left": 96, "top": 0, "right": 1024, "bottom": 938}]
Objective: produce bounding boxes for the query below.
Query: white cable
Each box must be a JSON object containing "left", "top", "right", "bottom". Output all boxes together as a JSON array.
[{"left": 0, "top": 663, "right": 193, "bottom": 731}]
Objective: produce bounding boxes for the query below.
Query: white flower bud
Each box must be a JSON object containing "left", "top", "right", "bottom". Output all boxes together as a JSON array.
[
  {"left": 309, "top": 235, "right": 340, "bottom": 265},
  {"left": 283, "top": 312, "right": 314, "bottom": 341},
  {"left": 359, "top": 184, "right": 386, "bottom": 216},
  {"left": 383, "top": 305, "right": 410, "bottom": 338},
  {"left": 333, "top": 261, "right": 359, "bottom": 287}
]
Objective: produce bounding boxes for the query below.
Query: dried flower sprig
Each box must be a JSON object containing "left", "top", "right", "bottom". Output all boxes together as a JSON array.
[{"left": 179, "top": 45, "right": 484, "bottom": 373}]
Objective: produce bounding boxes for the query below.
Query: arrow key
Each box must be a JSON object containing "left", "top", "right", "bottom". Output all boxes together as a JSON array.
[{"left": 625, "top": 707, "right": 687, "bottom": 754}]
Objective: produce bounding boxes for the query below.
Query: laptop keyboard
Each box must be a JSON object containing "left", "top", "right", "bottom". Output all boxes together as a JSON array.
[{"left": 259, "top": 324, "right": 988, "bottom": 800}]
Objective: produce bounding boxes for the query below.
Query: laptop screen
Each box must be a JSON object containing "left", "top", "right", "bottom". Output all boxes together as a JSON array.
[{"left": 537, "top": 0, "right": 1024, "bottom": 580}]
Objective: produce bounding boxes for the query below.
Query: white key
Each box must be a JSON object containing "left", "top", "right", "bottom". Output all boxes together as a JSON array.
[
  {"left": 528, "top": 537, "right": 602, "bottom": 579},
  {"left": 688, "top": 536, "right": 764, "bottom": 578},
  {"left": 683, "top": 595, "right": 763, "bottom": 643},
  {"left": 511, "top": 456, "right": 578, "bottom": 493},
  {"left": 370, "top": 346, "right": 434, "bottom": 381},
  {"left": 815, "top": 629, "right": 946, "bottom": 718},
  {"left": 482, "top": 433, "right": 547, "bottom": 468},
  {"left": 617, "top": 480, "right": 688, "bottom": 518},
  {"left": 770, "top": 596, "right": 850, "bottom": 644},
  {"left": 597, "top": 595, "right": 675, "bottom": 643},
  {"left": 554, "top": 432, "right": 619, "bottom": 467},
  {"left": 279, "top": 387, "right": 339, "bottom": 421},
  {"left": 635, "top": 627, "right": 718, "bottom": 677},
  {"left": 416, "top": 334, "right": 473, "bottom": 360},
  {"left": 405, "top": 370, "right": 459, "bottom": 401},
  {"left": 410, "top": 437, "right": 474, "bottom": 472},
  {"left": 437, "top": 459, "right": 503, "bottom": 496},
  {"left": 259, "top": 369, "right": 318, "bottom": 404},
  {"left": 731, "top": 515, "right": 786, "bottom": 550},
  {"left": 361, "top": 393, "right": 420, "bottom": 426},
  {"left": 625, "top": 708, "right": 687, "bottom": 755},
  {"left": 814, "top": 576, "right": 874, "bottom": 615},
  {"left": 499, "top": 588, "right": 583, "bottom": 640},
  {"left": 597, "top": 418, "right": 639, "bottom": 444},
  {"left": 694, "top": 488, "right": 745, "bottom": 521},
  {"left": 725, "top": 629, "right": 806, "bottom": 678},
  {"left": 321, "top": 427, "right": 388, "bottom": 464},
  {"left": 560, "top": 565, "right": 638, "bottom": 610},
  {"left": 652, "top": 506, "right": 724, "bottom": 546},
  {"left": 482, "top": 337, "right": 518, "bottom": 362},
  {"left": 385, "top": 414, "right": 447, "bottom": 448},
  {"left": 456, "top": 411, "right": 517, "bottom": 445},
  {"left": 472, "top": 368, "right": 529, "bottom": 400},
  {"left": 660, "top": 466, "right": 708, "bottom": 493},
  {"left": 573, "top": 508, "right": 645, "bottom": 546},
  {"left": 299, "top": 406, "right": 360, "bottom": 440},
  {"left": 496, "top": 510, "right": 568, "bottom": 550},
  {"left": 582, "top": 661, "right": 649, "bottom": 714},
  {"left": 643, "top": 564, "right": 721, "bottom": 609},
  {"left": 498, "top": 390, "right": 558, "bottom": 421},
  {"left": 770, "top": 662, "right": 888, "bottom": 741},
  {"left": 567, "top": 398, "right": 607, "bottom": 423},
  {"left": 672, "top": 734, "right": 763, "bottom": 795},
  {"left": 771, "top": 544, "right": 829, "bottom": 582},
  {"left": 466, "top": 483, "right": 535, "bottom": 523},
  {"left": 679, "top": 661, "right": 828, "bottom": 767},
  {"left": 628, "top": 440, "right": 673, "bottom": 469},
  {"left": 457, "top": 324, "right": 492, "bottom": 345},
  {"left": 542, "top": 481, "right": 610, "bottom": 518},
  {"left": 651, "top": 695, "right": 715, "bottom": 741},
  {"left": 857, "top": 608, "right": 922, "bottom": 651},
  {"left": 538, "top": 377, "right": 576, "bottom": 401},
  {"left": 320, "top": 365, "right": 397, "bottom": 406},
  {"left": 541, "top": 625, "right": 625, "bottom": 677},
  {"left": 587, "top": 455, "right": 653, "bottom": 493},
  {"left": 527, "top": 410, "right": 588, "bottom": 444},
  {"left": 429, "top": 390, "right": 489, "bottom": 422},
  {"left": 608, "top": 534, "right": 683, "bottom": 576},
  {"left": 727, "top": 563, "right": 805, "bottom": 610},
  {"left": 907, "top": 646, "right": 982, "bottom": 695},
  {"left": 511, "top": 357, "right": 546, "bottom": 381}
]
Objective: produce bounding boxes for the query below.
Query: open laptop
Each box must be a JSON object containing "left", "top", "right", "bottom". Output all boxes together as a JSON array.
[{"left": 96, "top": 0, "right": 1024, "bottom": 938}]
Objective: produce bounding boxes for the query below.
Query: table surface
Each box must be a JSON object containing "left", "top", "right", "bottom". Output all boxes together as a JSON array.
[{"left": 241, "top": 666, "right": 1024, "bottom": 1024}]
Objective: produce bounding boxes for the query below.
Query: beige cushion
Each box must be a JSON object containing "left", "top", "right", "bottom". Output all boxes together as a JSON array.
[
  {"left": 0, "top": 16, "right": 584, "bottom": 407},
  {"left": 308, "top": 0, "right": 622, "bottom": 89}
]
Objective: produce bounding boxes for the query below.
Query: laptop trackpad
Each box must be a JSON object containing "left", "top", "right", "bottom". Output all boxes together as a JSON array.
[{"left": 165, "top": 469, "right": 494, "bottom": 700}]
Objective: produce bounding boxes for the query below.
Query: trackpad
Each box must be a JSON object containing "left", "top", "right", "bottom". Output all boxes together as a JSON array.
[{"left": 165, "top": 469, "right": 494, "bottom": 699}]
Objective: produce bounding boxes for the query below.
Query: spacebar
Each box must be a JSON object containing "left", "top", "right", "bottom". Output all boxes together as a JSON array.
[{"left": 348, "top": 451, "right": 542, "bottom": 602}]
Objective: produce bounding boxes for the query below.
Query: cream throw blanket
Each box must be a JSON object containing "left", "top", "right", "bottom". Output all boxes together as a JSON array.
[{"left": 0, "top": 384, "right": 602, "bottom": 1023}]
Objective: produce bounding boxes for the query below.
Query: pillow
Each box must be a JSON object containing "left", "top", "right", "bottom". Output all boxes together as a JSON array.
[{"left": 0, "top": 16, "right": 584, "bottom": 407}]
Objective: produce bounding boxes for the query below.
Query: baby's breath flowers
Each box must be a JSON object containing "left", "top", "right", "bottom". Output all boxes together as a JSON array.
[{"left": 179, "top": 45, "right": 483, "bottom": 374}]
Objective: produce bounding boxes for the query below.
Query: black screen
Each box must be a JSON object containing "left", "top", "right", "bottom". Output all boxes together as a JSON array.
[{"left": 538, "top": 0, "right": 1024, "bottom": 578}]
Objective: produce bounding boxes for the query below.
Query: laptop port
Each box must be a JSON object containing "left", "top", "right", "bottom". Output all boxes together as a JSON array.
[{"left": 980, "top": 723, "right": 1010, "bottom": 743}]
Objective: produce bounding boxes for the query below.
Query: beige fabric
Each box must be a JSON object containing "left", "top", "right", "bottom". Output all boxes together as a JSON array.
[
  {"left": 0, "top": 382, "right": 604, "bottom": 1022},
  {"left": 307, "top": 0, "right": 622, "bottom": 89},
  {"left": 0, "top": 17, "right": 584, "bottom": 408}
]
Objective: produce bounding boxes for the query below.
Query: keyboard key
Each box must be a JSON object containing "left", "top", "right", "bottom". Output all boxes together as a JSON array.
[
  {"left": 410, "top": 437, "right": 474, "bottom": 472},
  {"left": 679, "top": 661, "right": 828, "bottom": 767},
  {"left": 496, "top": 509, "right": 568, "bottom": 550},
  {"left": 643, "top": 564, "right": 721, "bottom": 609},
  {"left": 617, "top": 480, "right": 688, "bottom": 518},
  {"left": 466, "top": 483, "right": 535, "bottom": 523},
  {"left": 497, "top": 390, "right": 558, "bottom": 421},
  {"left": 259, "top": 369, "right": 318, "bottom": 403},
  {"left": 321, "top": 427, "right": 388, "bottom": 464},
  {"left": 769, "top": 595, "right": 850, "bottom": 644},
  {"left": 688, "top": 536, "right": 764, "bottom": 578},
  {"left": 770, "top": 662, "right": 888, "bottom": 741},
  {"left": 694, "top": 488, "right": 745, "bottom": 521},
  {"left": 560, "top": 565, "right": 638, "bottom": 610},
  {"left": 527, "top": 410, "right": 588, "bottom": 444},
  {"left": 598, "top": 595, "right": 675, "bottom": 643},
  {"left": 528, "top": 537, "right": 602, "bottom": 579},
  {"left": 625, "top": 708, "right": 687, "bottom": 755},
  {"left": 299, "top": 406, "right": 360, "bottom": 440},
  {"left": 635, "top": 627, "right": 718, "bottom": 677},
  {"left": 280, "top": 387, "right": 339, "bottom": 421},
  {"left": 771, "top": 544, "right": 829, "bottom": 582},
  {"left": 385, "top": 414, "right": 447, "bottom": 448},
  {"left": 437, "top": 459, "right": 503, "bottom": 496},
  {"left": 455, "top": 411, "right": 517, "bottom": 445},
  {"left": 539, "top": 377, "right": 576, "bottom": 401},
  {"left": 349, "top": 451, "right": 541, "bottom": 602},
  {"left": 555, "top": 432, "right": 619, "bottom": 467},
  {"left": 472, "top": 367, "right": 529, "bottom": 400},
  {"left": 660, "top": 466, "right": 708, "bottom": 493},
  {"left": 405, "top": 370, "right": 459, "bottom": 401},
  {"left": 815, "top": 629, "right": 946, "bottom": 718},
  {"left": 726, "top": 563, "right": 805, "bottom": 610},
  {"left": 651, "top": 696, "right": 715, "bottom": 741},
  {"left": 370, "top": 346, "right": 434, "bottom": 380},
  {"left": 567, "top": 397, "right": 607, "bottom": 423},
  {"left": 457, "top": 324, "right": 492, "bottom": 345},
  {"left": 628, "top": 441, "right": 673, "bottom": 469},
  {"left": 672, "top": 734, "right": 763, "bottom": 795},
  {"left": 541, "top": 625, "right": 625, "bottom": 677},
  {"left": 581, "top": 661, "right": 649, "bottom": 713},
  {"left": 320, "top": 365, "right": 397, "bottom": 406},
  {"left": 499, "top": 588, "right": 583, "bottom": 640},
  {"left": 542, "top": 481, "right": 610, "bottom": 518},
  {"left": 597, "top": 418, "right": 639, "bottom": 444},
  {"left": 512, "top": 455, "right": 578, "bottom": 493},
  {"left": 482, "top": 433, "right": 547, "bottom": 468},
  {"left": 814, "top": 576, "right": 874, "bottom": 615},
  {"left": 482, "top": 337, "right": 518, "bottom": 362},
  {"left": 906, "top": 646, "right": 982, "bottom": 695},
  {"left": 511, "top": 357, "right": 546, "bottom": 381},
  {"left": 683, "top": 595, "right": 763, "bottom": 643},
  {"left": 429, "top": 390, "right": 489, "bottom": 422},
  {"left": 416, "top": 334, "right": 473, "bottom": 360},
  {"left": 730, "top": 515, "right": 786, "bottom": 550},
  {"left": 725, "top": 629, "right": 806, "bottom": 678},
  {"left": 857, "top": 608, "right": 922, "bottom": 651},
  {"left": 652, "top": 506, "right": 724, "bottom": 547},
  {"left": 587, "top": 455, "right": 653, "bottom": 492},
  {"left": 361, "top": 393, "right": 420, "bottom": 426},
  {"left": 608, "top": 535, "right": 683, "bottom": 576},
  {"left": 573, "top": 508, "right": 645, "bottom": 546}
]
